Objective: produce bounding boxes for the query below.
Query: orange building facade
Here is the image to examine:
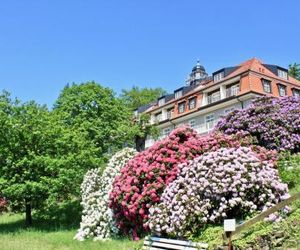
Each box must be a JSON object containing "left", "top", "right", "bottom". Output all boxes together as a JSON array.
[{"left": 135, "top": 58, "right": 300, "bottom": 148}]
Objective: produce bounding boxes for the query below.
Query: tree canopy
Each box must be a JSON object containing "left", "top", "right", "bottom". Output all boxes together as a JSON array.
[
  {"left": 0, "top": 91, "right": 102, "bottom": 225},
  {"left": 120, "top": 86, "right": 166, "bottom": 111},
  {"left": 288, "top": 63, "right": 300, "bottom": 80},
  {"left": 54, "top": 82, "right": 131, "bottom": 154}
]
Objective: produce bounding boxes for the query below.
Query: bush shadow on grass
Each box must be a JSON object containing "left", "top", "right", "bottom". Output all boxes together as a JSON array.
[{"left": 0, "top": 200, "right": 82, "bottom": 234}]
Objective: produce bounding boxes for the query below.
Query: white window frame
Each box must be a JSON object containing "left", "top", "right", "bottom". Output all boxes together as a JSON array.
[
  {"left": 262, "top": 79, "right": 271, "bottom": 93},
  {"left": 175, "top": 90, "right": 183, "bottom": 99},
  {"left": 189, "top": 119, "right": 196, "bottom": 128},
  {"left": 293, "top": 89, "right": 300, "bottom": 98},
  {"left": 224, "top": 107, "right": 235, "bottom": 114},
  {"left": 178, "top": 102, "right": 185, "bottom": 113},
  {"left": 166, "top": 108, "right": 173, "bottom": 119},
  {"left": 278, "top": 69, "right": 288, "bottom": 79},
  {"left": 213, "top": 71, "right": 224, "bottom": 82},
  {"left": 278, "top": 84, "right": 287, "bottom": 96},
  {"left": 158, "top": 98, "right": 165, "bottom": 106},
  {"left": 188, "top": 97, "right": 196, "bottom": 109},
  {"left": 163, "top": 127, "right": 172, "bottom": 137},
  {"left": 205, "top": 113, "right": 215, "bottom": 130},
  {"left": 208, "top": 91, "right": 221, "bottom": 104}
]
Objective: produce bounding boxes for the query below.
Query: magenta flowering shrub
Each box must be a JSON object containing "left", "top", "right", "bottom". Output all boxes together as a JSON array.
[
  {"left": 147, "top": 147, "right": 289, "bottom": 238},
  {"left": 109, "top": 127, "right": 251, "bottom": 238},
  {"left": 216, "top": 96, "right": 300, "bottom": 152}
]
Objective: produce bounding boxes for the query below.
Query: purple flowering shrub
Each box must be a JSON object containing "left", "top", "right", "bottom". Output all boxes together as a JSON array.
[
  {"left": 216, "top": 96, "right": 300, "bottom": 152},
  {"left": 147, "top": 147, "right": 289, "bottom": 238}
]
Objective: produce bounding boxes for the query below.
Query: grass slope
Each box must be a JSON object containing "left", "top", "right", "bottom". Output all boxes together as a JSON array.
[{"left": 0, "top": 213, "right": 141, "bottom": 250}]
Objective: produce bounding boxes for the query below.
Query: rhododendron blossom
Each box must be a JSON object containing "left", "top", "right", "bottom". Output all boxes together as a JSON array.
[
  {"left": 74, "top": 148, "right": 137, "bottom": 241},
  {"left": 109, "top": 127, "right": 252, "bottom": 238},
  {"left": 148, "top": 147, "right": 289, "bottom": 238},
  {"left": 217, "top": 96, "right": 300, "bottom": 152}
]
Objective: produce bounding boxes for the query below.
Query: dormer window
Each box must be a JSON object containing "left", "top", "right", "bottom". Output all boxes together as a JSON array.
[
  {"left": 175, "top": 89, "right": 183, "bottom": 99},
  {"left": 278, "top": 69, "right": 288, "bottom": 79},
  {"left": 158, "top": 97, "right": 165, "bottom": 106},
  {"left": 213, "top": 71, "right": 224, "bottom": 82},
  {"left": 278, "top": 84, "right": 287, "bottom": 96}
]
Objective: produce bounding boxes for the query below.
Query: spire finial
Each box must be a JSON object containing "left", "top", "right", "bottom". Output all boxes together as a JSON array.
[{"left": 197, "top": 59, "right": 200, "bottom": 67}]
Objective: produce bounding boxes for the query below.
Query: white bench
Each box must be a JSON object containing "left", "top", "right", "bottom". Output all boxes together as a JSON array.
[{"left": 143, "top": 236, "right": 208, "bottom": 250}]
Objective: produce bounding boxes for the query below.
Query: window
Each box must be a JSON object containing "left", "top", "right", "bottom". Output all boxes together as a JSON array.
[
  {"left": 158, "top": 97, "right": 165, "bottom": 106},
  {"left": 133, "top": 110, "right": 138, "bottom": 117},
  {"left": 207, "top": 90, "right": 221, "bottom": 104},
  {"left": 213, "top": 71, "right": 224, "bottom": 82},
  {"left": 166, "top": 108, "right": 173, "bottom": 119},
  {"left": 206, "top": 114, "right": 215, "bottom": 130},
  {"left": 224, "top": 107, "right": 236, "bottom": 114},
  {"left": 278, "top": 69, "right": 288, "bottom": 79},
  {"left": 188, "top": 97, "right": 197, "bottom": 109},
  {"left": 175, "top": 89, "right": 183, "bottom": 99},
  {"left": 262, "top": 79, "right": 272, "bottom": 93},
  {"left": 189, "top": 119, "right": 196, "bottom": 128},
  {"left": 226, "top": 84, "right": 240, "bottom": 97},
  {"left": 293, "top": 88, "right": 300, "bottom": 98},
  {"left": 178, "top": 102, "right": 185, "bottom": 113},
  {"left": 163, "top": 127, "right": 172, "bottom": 137},
  {"left": 154, "top": 112, "right": 162, "bottom": 122},
  {"left": 278, "top": 84, "right": 287, "bottom": 96}
]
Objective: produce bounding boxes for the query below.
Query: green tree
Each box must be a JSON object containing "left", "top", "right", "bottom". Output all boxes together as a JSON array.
[
  {"left": 120, "top": 86, "right": 166, "bottom": 110},
  {"left": 0, "top": 91, "right": 101, "bottom": 226},
  {"left": 120, "top": 86, "right": 166, "bottom": 151},
  {"left": 288, "top": 63, "right": 300, "bottom": 80},
  {"left": 0, "top": 93, "right": 52, "bottom": 225},
  {"left": 54, "top": 81, "right": 131, "bottom": 155}
]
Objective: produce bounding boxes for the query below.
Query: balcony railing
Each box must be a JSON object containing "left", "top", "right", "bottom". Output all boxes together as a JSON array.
[
  {"left": 207, "top": 94, "right": 221, "bottom": 104},
  {"left": 226, "top": 87, "right": 239, "bottom": 97}
]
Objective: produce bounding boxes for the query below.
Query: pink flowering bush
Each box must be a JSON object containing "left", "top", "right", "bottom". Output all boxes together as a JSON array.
[
  {"left": 216, "top": 96, "right": 300, "bottom": 152},
  {"left": 148, "top": 147, "right": 289, "bottom": 238},
  {"left": 109, "top": 127, "right": 255, "bottom": 238}
]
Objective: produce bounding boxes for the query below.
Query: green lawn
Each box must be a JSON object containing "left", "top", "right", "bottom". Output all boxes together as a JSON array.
[{"left": 0, "top": 213, "right": 142, "bottom": 250}]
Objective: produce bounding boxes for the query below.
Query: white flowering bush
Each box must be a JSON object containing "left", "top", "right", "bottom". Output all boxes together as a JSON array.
[
  {"left": 148, "top": 147, "right": 289, "bottom": 238},
  {"left": 74, "top": 147, "right": 137, "bottom": 241}
]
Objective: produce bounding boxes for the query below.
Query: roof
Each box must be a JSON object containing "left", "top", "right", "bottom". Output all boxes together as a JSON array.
[{"left": 136, "top": 58, "right": 300, "bottom": 113}]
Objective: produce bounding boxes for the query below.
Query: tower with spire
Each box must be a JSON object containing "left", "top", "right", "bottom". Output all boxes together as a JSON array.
[{"left": 185, "top": 60, "right": 208, "bottom": 86}]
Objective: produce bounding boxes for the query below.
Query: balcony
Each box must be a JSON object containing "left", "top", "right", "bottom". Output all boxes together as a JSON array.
[
  {"left": 226, "top": 86, "right": 239, "bottom": 97},
  {"left": 207, "top": 93, "right": 221, "bottom": 104}
]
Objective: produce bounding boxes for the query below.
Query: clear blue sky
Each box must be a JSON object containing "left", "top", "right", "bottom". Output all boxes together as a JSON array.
[{"left": 0, "top": 0, "right": 299, "bottom": 107}]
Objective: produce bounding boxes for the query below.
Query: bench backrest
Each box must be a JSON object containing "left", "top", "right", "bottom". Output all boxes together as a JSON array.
[{"left": 143, "top": 236, "right": 208, "bottom": 250}]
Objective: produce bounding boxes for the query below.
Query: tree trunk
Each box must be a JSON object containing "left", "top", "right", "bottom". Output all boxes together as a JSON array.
[
  {"left": 25, "top": 199, "right": 32, "bottom": 226},
  {"left": 135, "top": 135, "right": 146, "bottom": 152}
]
